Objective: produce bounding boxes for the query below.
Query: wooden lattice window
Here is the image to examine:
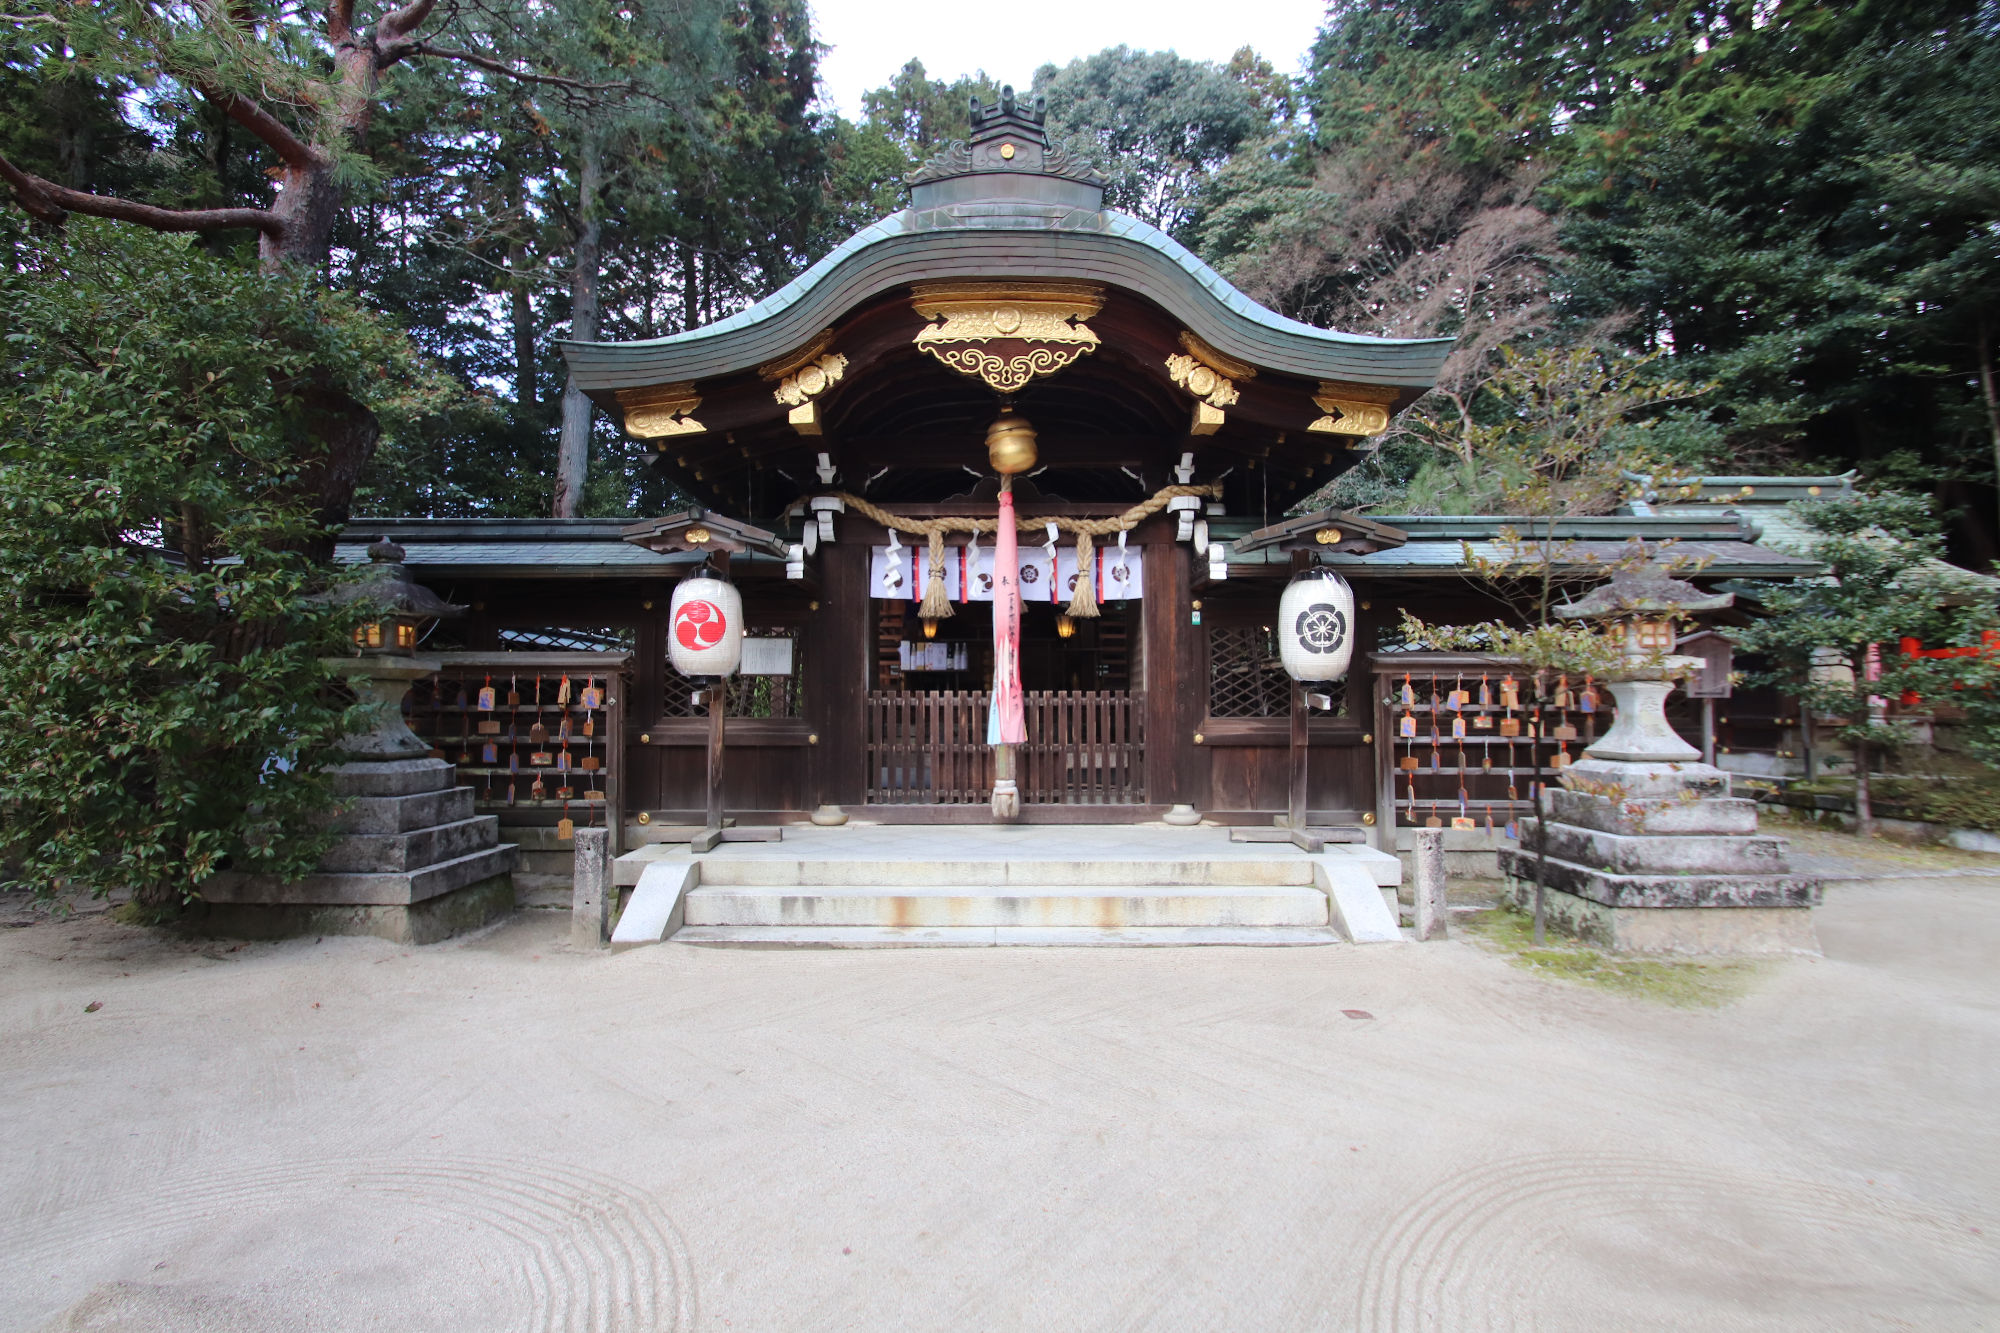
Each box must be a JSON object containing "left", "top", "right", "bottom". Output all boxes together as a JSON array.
[
  {"left": 1208, "top": 626, "right": 1346, "bottom": 717},
  {"left": 661, "top": 630, "right": 804, "bottom": 718}
]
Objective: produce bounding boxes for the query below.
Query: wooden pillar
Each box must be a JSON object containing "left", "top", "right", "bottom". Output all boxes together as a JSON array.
[
  {"left": 1290, "top": 679, "right": 1309, "bottom": 831},
  {"left": 807, "top": 539, "right": 870, "bottom": 810},
  {"left": 1288, "top": 550, "right": 1311, "bottom": 831},
  {"left": 704, "top": 551, "right": 731, "bottom": 835},
  {"left": 1143, "top": 538, "right": 1204, "bottom": 808}
]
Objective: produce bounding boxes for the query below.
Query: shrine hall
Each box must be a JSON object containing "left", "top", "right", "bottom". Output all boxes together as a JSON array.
[{"left": 344, "top": 89, "right": 1815, "bottom": 872}]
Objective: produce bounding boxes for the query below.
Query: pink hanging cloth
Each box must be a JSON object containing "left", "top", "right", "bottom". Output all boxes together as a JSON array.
[{"left": 987, "top": 489, "right": 1027, "bottom": 746}]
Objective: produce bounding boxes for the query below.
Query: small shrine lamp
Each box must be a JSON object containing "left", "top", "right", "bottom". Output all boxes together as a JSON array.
[
  {"left": 340, "top": 538, "right": 459, "bottom": 658},
  {"left": 1552, "top": 562, "right": 1734, "bottom": 768},
  {"left": 323, "top": 538, "right": 463, "bottom": 762}
]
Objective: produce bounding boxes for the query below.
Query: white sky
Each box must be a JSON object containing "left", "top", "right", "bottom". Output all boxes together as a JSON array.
[{"left": 807, "top": 0, "right": 1329, "bottom": 118}]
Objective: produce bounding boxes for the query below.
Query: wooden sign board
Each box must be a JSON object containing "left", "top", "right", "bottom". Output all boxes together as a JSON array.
[{"left": 1679, "top": 629, "right": 1735, "bottom": 698}]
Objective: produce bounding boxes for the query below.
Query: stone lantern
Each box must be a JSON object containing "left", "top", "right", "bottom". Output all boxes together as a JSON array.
[
  {"left": 1494, "top": 561, "right": 1823, "bottom": 954},
  {"left": 1552, "top": 562, "right": 1733, "bottom": 770},
  {"left": 325, "top": 538, "right": 463, "bottom": 760},
  {"left": 196, "top": 537, "right": 519, "bottom": 943}
]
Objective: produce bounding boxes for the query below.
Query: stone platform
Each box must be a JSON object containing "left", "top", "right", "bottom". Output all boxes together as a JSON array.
[
  {"left": 200, "top": 758, "right": 518, "bottom": 944},
  {"left": 609, "top": 824, "right": 1404, "bottom": 948},
  {"left": 1501, "top": 778, "right": 1822, "bottom": 954}
]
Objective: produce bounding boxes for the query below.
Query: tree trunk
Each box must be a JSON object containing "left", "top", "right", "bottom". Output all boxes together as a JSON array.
[
  {"left": 509, "top": 237, "right": 536, "bottom": 413},
  {"left": 1980, "top": 317, "right": 2000, "bottom": 544},
  {"left": 553, "top": 138, "right": 604, "bottom": 519},
  {"left": 1853, "top": 737, "right": 1874, "bottom": 839}
]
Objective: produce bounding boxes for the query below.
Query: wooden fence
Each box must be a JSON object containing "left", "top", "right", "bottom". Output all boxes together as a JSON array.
[{"left": 866, "top": 690, "right": 1145, "bottom": 805}]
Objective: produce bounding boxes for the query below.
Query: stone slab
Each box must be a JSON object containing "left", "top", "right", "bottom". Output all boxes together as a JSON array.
[
  {"left": 1318, "top": 859, "right": 1402, "bottom": 943},
  {"left": 326, "top": 758, "right": 456, "bottom": 799},
  {"left": 328, "top": 786, "right": 475, "bottom": 836},
  {"left": 1502, "top": 880, "right": 1820, "bottom": 955},
  {"left": 692, "top": 858, "right": 1319, "bottom": 888},
  {"left": 669, "top": 925, "right": 1344, "bottom": 947},
  {"left": 610, "top": 860, "right": 699, "bottom": 951},
  {"left": 614, "top": 843, "right": 683, "bottom": 887},
  {"left": 1520, "top": 818, "right": 1790, "bottom": 876},
  {"left": 1547, "top": 788, "right": 1761, "bottom": 838},
  {"left": 315, "top": 816, "right": 502, "bottom": 874},
  {"left": 202, "top": 844, "right": 519, "bottom": 908},
  {"left": 1563, "top": 757, "right": 1730, "bottom": 800},
  {"left": 682, "top": 885, "right": 1331, "bottom": 929},
  {"left": 1496, "top": 849, "right": 1821, "bottom": 909},
  {"left": 192, "top": 872, "right": 515, "bottom": 945}
]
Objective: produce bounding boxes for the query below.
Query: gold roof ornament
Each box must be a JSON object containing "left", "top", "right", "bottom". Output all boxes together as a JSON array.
[
  {"left": 1308, "top": 381, "right": 1395, "bottom": 438},
  {"left": 616, "top": 383, "right": 705, "bottom": 439},
  {"left": 1166, "top": 332, "right": 1254, "bottom": 436},
  {"left": 911, "top": 282, "right": 1104, "bottom": 393},
  {"left": 768, "top": 351, "right": 849, "bottom": 436}
]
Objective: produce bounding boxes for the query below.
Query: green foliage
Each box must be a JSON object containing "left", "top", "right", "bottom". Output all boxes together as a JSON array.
[
  {"left": 1730, "top": 492, "right": 1999, "bottom": 756},
  {"left": 1035, "top": 46, "right": 1276, "bottom": 240},
  {"left": 0, "top": 221, "right": 453, "bottom": 907},
  {"left": 1553, "top": 1, "right": 2000, "bottom": 491}
]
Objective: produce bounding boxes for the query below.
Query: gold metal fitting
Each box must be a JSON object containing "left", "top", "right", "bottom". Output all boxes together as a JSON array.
[
  {"left": 1361, "top": 812, "right": 1376, "bottom": 826},
  {"left": 985, "top": 411, "right": 1039, "bottom": 475},
  {"left": 636, "top": 812, "right": 651, "bottom": 825}
]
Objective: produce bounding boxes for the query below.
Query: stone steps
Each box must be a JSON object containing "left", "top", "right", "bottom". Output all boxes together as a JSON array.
[
  {"left": 607, "top": 831, "right": 1406, "bottom": 949},
  {"left": 683, "top": 884, "right": 1331, "bottom": 929},
  {"left": 317, "top": 815, "right": 502, "bottom": 873},
  {"left": 672, "top": 925, "right": 1346, "bottom": 947}
]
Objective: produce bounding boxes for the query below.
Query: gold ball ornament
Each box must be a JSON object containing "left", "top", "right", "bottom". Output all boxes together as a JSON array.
[{"left": 985, "top": 411, "right": 1039, "bottom": 475}]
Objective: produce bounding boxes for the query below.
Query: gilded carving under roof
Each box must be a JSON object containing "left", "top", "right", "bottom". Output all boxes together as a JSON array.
[
  {"left": 616, "top": 383, "right": 704, "bottom": 439},
  {"left": 910, "top": 283, "right": 1104, "bottom": 393},
  {"left": 771, "top": 353, "right": 849, "bottom": 407},
  {"left": 1308, "top": 381, "right": 1396, "bottom": 437}
]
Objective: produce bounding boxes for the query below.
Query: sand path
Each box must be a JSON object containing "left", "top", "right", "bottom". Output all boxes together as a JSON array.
[{"left": 2, "top": 869, "right": 1995, "bottom": 1330}]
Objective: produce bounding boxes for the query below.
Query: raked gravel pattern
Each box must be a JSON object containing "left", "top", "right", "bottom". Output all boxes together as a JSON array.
[{"left": 1, "top": 861, "right": 1996, "bottom": 1331}]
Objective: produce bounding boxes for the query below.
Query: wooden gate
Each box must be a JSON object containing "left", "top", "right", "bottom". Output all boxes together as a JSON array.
[{"left": 866, "top": 690, "right": 1145, "bottom": 805}]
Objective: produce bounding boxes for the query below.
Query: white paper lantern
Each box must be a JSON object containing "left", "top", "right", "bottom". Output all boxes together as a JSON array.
[
  {"left": 1279, "top": 568, "right": 1355, "bottom": 681},
  {"left": 668, "top": 575, "right": 743, "bottom": 677}
]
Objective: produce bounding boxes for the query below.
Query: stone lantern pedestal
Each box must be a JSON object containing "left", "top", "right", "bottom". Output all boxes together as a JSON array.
[
  {"left": 1496, "top": 566, "right": 1821, "bottom": 954},
  {"left": 197, "top": 542, "right": 517, "bottom": 943}
]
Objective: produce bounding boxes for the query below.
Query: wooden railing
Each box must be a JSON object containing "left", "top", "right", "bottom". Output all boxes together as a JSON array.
[{"left": 866, "top": 690, "right": 1145, "bottom": 805}]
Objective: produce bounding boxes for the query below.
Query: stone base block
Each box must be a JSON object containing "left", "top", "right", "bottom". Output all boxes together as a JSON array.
[
  {"left": 324, "top": 785, "right": 475, "bottom": 836},
  {"left": 1547, "top": 788, "right": 1761, "bottom": 838},
  {"left": 1520, "top": 818, "right": 1789, "bottom": 876},
  {"left": 1563, "top": 757, "right": 1730, "bottom": 800},
  {"left": 315, "top": 816, "right": 503, "bottom": 873},
  {"left": 192, "top": 873, "right": 516, "bottom": 945},
  {"left": 1497, "top": 848, "right": 1819, "bottom": 909},
  {"left": 1503, "top": 878, "right": 1819, "bottom": 955},
  {"left": 327, "top": 757, "right": 456, "bottom": 799},
  {"left": 203, "top": 844, "right": 519, "bottom": 907}
]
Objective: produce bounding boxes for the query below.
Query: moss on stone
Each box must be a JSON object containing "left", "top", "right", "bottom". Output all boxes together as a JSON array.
[{"left": 1461, "top": 905, "right": 1766, "bottom": 1007}]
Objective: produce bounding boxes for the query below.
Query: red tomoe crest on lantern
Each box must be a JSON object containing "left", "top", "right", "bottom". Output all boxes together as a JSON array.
[
  {"left": 674, "top": 599, "right": 727, "bottom": 651},
  {"left": 667, "top": 576, "right": 743, "bottom": 676}
]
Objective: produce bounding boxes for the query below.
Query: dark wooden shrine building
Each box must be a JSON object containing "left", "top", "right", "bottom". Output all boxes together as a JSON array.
[{"left": 352, "top": 91, "right": 1815, "bottom": 847}]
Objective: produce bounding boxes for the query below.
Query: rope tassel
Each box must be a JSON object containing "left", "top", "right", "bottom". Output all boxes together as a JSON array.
[
  {"left": 919, "top": 530, "right": 954, "bottom": 621},
  {"left": 1066, "top": 530, "right": 1099, "bottom": 618}
]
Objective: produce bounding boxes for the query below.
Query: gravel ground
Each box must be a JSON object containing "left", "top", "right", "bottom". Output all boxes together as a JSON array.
[{"left": 2, "top": 849, "right": 1996, "bottom": 1331}]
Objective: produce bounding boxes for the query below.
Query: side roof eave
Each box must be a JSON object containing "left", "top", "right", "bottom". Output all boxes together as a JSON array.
[{"left": 559, "top": 208, "right": 1454, "bottom": 390}]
